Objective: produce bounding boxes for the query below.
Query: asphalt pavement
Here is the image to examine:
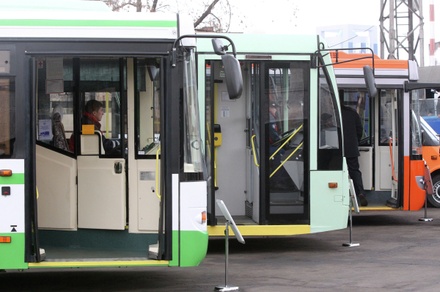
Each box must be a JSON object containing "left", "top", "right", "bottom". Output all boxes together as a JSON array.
[{"left": 2, "top": 207, "right": 440, "bottom": 291}]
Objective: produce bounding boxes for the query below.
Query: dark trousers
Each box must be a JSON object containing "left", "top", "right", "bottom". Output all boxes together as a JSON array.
[{"left": 346, "top": 156, "right": 364, "bottom": 196}]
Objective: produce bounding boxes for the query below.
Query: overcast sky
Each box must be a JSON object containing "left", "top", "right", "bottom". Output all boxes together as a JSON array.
[
  {"left": 230, "top": 0, "right": 439, "bottom": 64},
  {"left": 231, "top": 0, "right": 380, "bottom": 33}
]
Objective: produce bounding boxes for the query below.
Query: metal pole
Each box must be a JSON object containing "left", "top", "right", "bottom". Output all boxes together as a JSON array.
[
  {"left": 419, "top": 192, "right": 433, "bottom": 221},
  {"left": 343, "top": 185, "right": 360, "bottom": 247},
  {"left": 215, "top": 221, "right": 239, "bottom": 291},
  {"left": 224, "top": 221, "right": 229, "bottom": 287}
]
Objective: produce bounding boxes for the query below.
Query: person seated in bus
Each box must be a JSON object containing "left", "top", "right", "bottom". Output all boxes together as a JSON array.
[
  {"left": 82, "top": 99, "right": 121, "bottom": 155},
  {"left": 51, "top": 105, "right": 70, "bottom": 151}
]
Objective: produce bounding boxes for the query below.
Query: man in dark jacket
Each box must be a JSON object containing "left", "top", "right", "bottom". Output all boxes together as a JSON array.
[{"left": 341, "top": 104, "right": 368, "bottom": 206}]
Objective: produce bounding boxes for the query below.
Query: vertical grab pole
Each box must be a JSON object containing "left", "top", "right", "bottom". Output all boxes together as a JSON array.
[{"left": 224, "top": 221, "right": 229, "bottom": 287}]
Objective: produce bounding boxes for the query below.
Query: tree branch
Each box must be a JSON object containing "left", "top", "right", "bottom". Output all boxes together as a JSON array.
[{"left": 194, "top": 0, "right": 221, "bottom": 28}]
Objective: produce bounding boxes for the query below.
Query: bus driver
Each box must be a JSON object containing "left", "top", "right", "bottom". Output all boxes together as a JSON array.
[{"left": 69, "top": 100, "right": 121, "bottom": 155}]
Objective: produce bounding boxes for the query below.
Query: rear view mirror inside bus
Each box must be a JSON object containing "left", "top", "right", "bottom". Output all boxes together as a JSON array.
[{"left": 363, "top": 65, "right": 377, "bottom": 98}]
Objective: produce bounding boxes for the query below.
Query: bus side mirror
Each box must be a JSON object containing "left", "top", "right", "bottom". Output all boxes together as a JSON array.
[
  {"left": 363, "top": 66, "right": 377, "bottom": 98},
  {"left": 211, "top": 38, "right": 243, "bottom": 99},
  {"left": 221, "top": 54, "right": 243, "bottom": 99},
  {"left": 212, "top": 38, "right": 227, "bottom": 55}
]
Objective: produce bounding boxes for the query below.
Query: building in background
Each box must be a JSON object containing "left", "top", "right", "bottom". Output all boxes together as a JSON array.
[{"left": 317, "top": 24, "right": 379, "bottom": 55}]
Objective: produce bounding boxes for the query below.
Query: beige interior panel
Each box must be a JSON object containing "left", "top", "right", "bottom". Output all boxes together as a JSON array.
[
  {"left": 359, "top": 146, "right": 373, "bottom": 190},
  {"left": 77, "top": 155, "right": 126, "bottom": 230},
  {"left": 378, "top": 146, "right": 394, "bottom": 190},
  {"left": 134, "top": 159, "right": 160, "bottom": 232},
  {"left": 36, "top": 145, "right": 77, "bottom": 230}
]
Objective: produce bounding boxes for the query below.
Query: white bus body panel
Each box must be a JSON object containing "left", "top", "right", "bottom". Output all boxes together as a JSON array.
[{"left": 0, "top": 159, "right": 25, "bottom": 233}]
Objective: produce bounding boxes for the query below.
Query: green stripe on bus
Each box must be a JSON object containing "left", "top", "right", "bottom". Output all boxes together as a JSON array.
[
  {"left": 0, "top": 233, "right": 27, "bottom": 270},
  {"left": 169, "top": 230, "right": 208, "bottom": 267},
  {"left": 0, "top": 19, "right": 177, "bottom": 28},
  {"left": 0, "top": 173, "right": 24, "bottom": 185}
]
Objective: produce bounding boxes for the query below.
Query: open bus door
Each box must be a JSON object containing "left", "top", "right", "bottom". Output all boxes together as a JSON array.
[
  {"left": 35, "top": 58, "right": 127, "bottom": 231},
  {"left": 339, "top": 64, "right": 427, "bottom": 210}
]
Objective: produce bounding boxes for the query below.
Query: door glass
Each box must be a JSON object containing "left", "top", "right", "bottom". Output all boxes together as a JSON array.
[
  {"left": 80, "top": 58, "right": 123, "bottom": 157},
  {"left": 265, "top": 62, "right": 308, "bottom": 222},
  {"left": 410, "top": 89, "right": 424, "bottom": 156},
  {"left": 135, "top": 58, "right": 161, "bottom": 156},
  {"left": 0, "top": 78, "right": 14, "bottom": 157},
  {"left": 251, "top": 63, "right": 261, "bottom": 164},
  {"left": 318, "top": 66, "right": 342, "bottom": 170},
  {"left": 379, "top": 89, "right": 399, "bottom": 146},
  {"left": 182, "top": 48, "right": 204, "bottom": 173},
  {"left": 340, "top": 90, "right": 371, "bottom": 146},
  {"left": 36, "top": 57, "right": 73, "bottom": 153}
]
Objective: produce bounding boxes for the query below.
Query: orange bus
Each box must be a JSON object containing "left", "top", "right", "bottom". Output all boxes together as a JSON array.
[{"left": 332, "top": 51, "right": 433, "bottom": 210}]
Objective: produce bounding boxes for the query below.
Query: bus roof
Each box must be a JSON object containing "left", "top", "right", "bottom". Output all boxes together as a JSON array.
[
  {"left": 196, "top": 33, "right": 323, "bottom": 56},
  {"left": 330, "top": 51, "right": 408, "bottom": 70},
  {"left": 0, "top": 11, "right": 182, "bottom": 40},
  {"left": 0, "top": 0, "right": 195, "bottom": 40}
]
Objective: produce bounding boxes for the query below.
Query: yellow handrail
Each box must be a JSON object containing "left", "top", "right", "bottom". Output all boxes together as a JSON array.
[
  {"left": 270, "top": 141, "right": 303, "bottom": 178},
  {"left": 155, "top": 146, "right": 161, "bottom": 200},
  {"left": 269, "top": 124, "right": 304, "bottom": 178},
  {"left": 251, "top": 124, "right": 304, "bottom": 178},
  {"left": 251, "top": 134, "right": 260, "bottom": 167},
  {"left": 269, "top": 124, "right": 303, "bottom": 161}
]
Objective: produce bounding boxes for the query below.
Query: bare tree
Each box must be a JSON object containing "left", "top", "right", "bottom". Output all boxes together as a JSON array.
[{"left": 102, "top": 0, "right": 234, "bottom": 32}]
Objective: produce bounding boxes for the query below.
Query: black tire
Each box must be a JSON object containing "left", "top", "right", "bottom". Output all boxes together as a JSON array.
[{"left": 428, "top": 174, "right": 440, "bottom": 208}]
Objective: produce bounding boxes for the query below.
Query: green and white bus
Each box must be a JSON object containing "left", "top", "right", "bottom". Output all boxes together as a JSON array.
[
  {"left": 0, "top": 0, "right": 242, "bottom": 270},
  {"left": 196, "top": 34, "right": 352, "bottom": 237}
]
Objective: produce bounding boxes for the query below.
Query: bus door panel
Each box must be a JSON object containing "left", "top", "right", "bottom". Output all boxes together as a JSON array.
[
  {"left": 128, "top": 58, "right": 162, "bottom": 233},
  {"left": 377, "top": 146, "right": 394, "bottom": 190},
  {"left": 34, "top": 56, "right": 78, "bottom": 230},
  {"left": 309, "top": 171, "right": 348, "bottom": 232},
  {"left": 261, "top": 62, "right": 308, "bottom": 224},
  {"left": 376, "top": 89, "right": 399, "bottom": 197},
  {"left": 359, "top": 146, "right": 373, "bottom": 190},
  {"left": 132, "top": 160, "right": 160, "bottom": 232},
  {"left": 212, "top": 61, "right": 247, "bottom": 217},
  {"left": 246, "top": 62, "right": 262, "bottom": 223},
  {"left": 77, "top": 154, "right": 126, "bottom": 230},
  {"left": 36, "top": 145, "right": 77, "bottom": 230}
]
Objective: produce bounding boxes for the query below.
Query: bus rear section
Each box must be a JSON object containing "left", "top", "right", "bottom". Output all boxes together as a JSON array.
[
  {"left": 197, "top": 34, "right": 350, "bottom": 237},
  {"left": 0, "top": 5, "right": 222, "bottom": 271},
  {"left": 332, "top": 51, "right": 428, "bottom": 211}
]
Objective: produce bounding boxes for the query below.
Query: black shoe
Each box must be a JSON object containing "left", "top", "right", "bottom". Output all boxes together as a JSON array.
[{"left": 358, "top": 194, "right": 368, "bottom": 207}]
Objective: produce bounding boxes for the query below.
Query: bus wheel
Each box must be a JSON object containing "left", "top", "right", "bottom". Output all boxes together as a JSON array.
[{"left": 428, "top": 174, "right": 440, "bottom": 208}]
